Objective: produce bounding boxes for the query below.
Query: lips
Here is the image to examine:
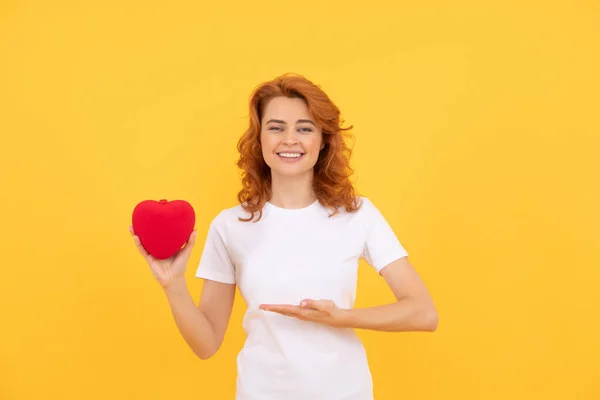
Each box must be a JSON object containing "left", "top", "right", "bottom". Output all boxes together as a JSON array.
[
  {"left": 276, "top": 151, "right": 304, "bottom": 158},
  {"left": 276, "top": 152, "right": 305, "bottom": 162}
]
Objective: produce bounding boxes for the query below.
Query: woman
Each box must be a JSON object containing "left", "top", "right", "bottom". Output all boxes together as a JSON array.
[{"left": 130, "top": 73, "right": 438, "bottom": 400}]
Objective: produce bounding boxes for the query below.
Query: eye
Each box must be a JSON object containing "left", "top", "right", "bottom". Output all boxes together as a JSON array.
[
  {"left": 298, "top": 127, "right": 313, "bottom": 133},
  {"left": 268, "top": 126, "right": 283, "bottom": 132}
]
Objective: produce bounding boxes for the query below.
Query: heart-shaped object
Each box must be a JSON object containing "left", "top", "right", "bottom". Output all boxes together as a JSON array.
[{"left": 131, "top": 199, "right": 196, "bottom": 260}]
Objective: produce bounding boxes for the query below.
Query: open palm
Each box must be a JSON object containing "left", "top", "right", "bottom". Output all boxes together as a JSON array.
[{"left": 129, "top": 225, "right": 197, "bottom": 288}]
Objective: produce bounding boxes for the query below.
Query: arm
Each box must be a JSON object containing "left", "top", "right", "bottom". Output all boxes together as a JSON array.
[
  {"left": 342, "top": 256, "right": 438, "bottom": 332},
  {"left": 163, "top": 278, "right": 236, "bottom": 360},
  {"left": 261, "top": 257, "right": 438, "bottom": 332}
]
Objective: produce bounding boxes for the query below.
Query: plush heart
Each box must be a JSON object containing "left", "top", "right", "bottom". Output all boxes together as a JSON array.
[{"left": 131, "top": 199, "right": 196, "bottom": 260}]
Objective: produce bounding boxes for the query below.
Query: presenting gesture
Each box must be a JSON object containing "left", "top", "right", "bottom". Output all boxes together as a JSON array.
[
  {"left": 129, "top": 225, "right": 197, "bottom": 288},
  {"left": 260, "top": 299, "right": 348, "bottom": 328}
]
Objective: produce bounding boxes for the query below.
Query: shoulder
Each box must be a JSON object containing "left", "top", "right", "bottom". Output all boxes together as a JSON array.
[
  {"left": 201, "top": 204, "right": 247, "bottom": 248},
  {"left": 210, "top": 203, "right": 245, "bottom": 224},
  {"left": 350, "top": 196, "right": 391, "bottom": 229},
  {"left": 208, "top": 202, "right": 259, "bottom": 230},
  {"left": 329, "top": 196, "right": 384, "bottom": 226},
  {"left": 355, "top": 196, "right": 382, "bottom": 216}
]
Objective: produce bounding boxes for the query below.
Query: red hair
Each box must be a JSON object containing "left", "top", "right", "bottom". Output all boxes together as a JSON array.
[{"left": 236, "top": 73, "right": 360, "bottom": 222}]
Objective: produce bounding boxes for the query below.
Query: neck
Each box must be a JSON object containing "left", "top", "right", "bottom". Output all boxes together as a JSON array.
[{"left": 269, "top": 171, "right": 317, "bottom": 209}]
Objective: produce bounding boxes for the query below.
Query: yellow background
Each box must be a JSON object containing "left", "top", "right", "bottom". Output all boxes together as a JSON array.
[{"left": 1, "top": 1, "right": 599, "bottom": 399}]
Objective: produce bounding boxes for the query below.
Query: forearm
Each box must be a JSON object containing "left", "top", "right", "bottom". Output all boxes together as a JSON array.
[
  {"left": 163, "top": 280, "right": 217, "bottom": 359},
  {"left": 342, "top": 297, "right": 438, "bottom": 332}
]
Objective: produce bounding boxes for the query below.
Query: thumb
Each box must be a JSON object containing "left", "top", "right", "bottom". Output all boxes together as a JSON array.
[
  {"left": 178, "top": 230, "right": 197, "bottom": 257},
  {"left": 300, "top": 299, "right": 321, "bottom": 309},
  {"left": 184, "top": 230, "right": 197, "bottom": 250}
]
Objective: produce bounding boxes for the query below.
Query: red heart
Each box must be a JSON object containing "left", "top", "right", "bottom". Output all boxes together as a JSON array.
[{"left": 131, "top": 199, "right": 196, "bottom": 260}]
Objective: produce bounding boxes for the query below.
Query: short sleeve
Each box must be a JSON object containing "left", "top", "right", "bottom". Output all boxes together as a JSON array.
[
  {"left": 194, "top": 211, "right": 236, "bottom": 284},
  {"left": 361, "top": 199, "right": 409, "bottom": 273}
]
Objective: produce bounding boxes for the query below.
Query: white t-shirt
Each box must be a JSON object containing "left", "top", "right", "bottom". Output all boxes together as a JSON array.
[{"left": 195, "top": 196, "right": 409, "bottom": 400}]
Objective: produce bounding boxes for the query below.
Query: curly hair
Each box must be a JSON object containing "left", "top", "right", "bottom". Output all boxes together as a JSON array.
[{"left": 236, "top": 73, "right": 360, "bottom": 222}]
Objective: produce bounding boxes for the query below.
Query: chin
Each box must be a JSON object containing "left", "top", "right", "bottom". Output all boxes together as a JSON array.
[
  {"left": 273, "top": 168, "right": 311, "bottom": 178},
  {"left": 270, "top": 164, "right": 314, "bottom": 178},
  {"left": 266, "top": 157, "right": 316, "bottom": 176}
]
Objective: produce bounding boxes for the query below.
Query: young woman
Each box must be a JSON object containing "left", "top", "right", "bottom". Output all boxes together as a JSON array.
[{"left": 130, "top": 73, "right": 438, "bottom": 400}]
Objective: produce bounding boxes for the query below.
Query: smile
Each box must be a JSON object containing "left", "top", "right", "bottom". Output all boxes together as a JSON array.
[{"left": 277, "top": 152, "right": 304, "bottom": 158}]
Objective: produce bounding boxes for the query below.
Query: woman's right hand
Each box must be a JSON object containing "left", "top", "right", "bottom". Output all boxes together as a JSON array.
[{"left": 129, "top": 225, "right": 198, "bottom": 289}]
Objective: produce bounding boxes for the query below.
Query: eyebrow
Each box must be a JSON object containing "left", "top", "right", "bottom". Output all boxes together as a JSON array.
[{"left": 265, "top": 119, "right": 316, "bottom": 126}]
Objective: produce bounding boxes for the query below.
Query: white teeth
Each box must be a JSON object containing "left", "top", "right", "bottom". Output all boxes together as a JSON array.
[{"left": 278, "top": 153, "right": 302, "bottom": 158}]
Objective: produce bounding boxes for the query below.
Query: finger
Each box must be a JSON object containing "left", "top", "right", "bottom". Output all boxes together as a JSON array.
[
  {"left": 128, "top": 225, "right": 134, "bottom": 236},
  {"left": 302, "top": 299, "right": 334, "bottom": 312},
  {"left": 266, "top": 305, "right": 318, "bottom": 320},
  {"left": 173, "top": 230, "right": 197, "bottom": 262},
  {"left": 266, "top": 309, "right": 305, "bottom": 320},
  {"left": 260, "top": 304, "right": 299, "bottom": 314},
  {"left": 264, "top": 304, "right": 297, "bottom": 312},
  {"left": 181, "top": 230, "right": 197, "bottom": 254},
  {"left": 132, "top": 234, "right": 151, "bottom": 260},
  {"left": 300, "top": 299, "right": 318, "bottom": 308},
  {"left": 271, "top": 310, "right": 295, "bottom": 318},
  {"left": 300, "top": 299, "right": 327, "bottom": 311}
]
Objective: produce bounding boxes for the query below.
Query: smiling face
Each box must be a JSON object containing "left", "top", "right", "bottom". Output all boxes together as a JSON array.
[{"left": 260, "top": 96, "right": 324, "bottom": 180}]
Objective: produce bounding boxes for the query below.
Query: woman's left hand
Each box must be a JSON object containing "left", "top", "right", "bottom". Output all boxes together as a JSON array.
[{"left": 260, "top": 299, "right": 349, "bottom": 328}]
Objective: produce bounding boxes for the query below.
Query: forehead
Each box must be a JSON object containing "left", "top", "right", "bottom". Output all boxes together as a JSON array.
[{"left": 262, "top": 96, "right": 312, "bottom": 121}]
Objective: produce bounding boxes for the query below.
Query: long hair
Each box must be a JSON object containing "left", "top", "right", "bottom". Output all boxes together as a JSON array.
[{"left": 236, "top": 73, "right": 360, "bottom": 222}]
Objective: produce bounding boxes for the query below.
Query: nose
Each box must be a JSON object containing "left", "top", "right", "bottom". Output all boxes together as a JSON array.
[{"left": 283, "top": 130, "right": 298, "bottom": 145}]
